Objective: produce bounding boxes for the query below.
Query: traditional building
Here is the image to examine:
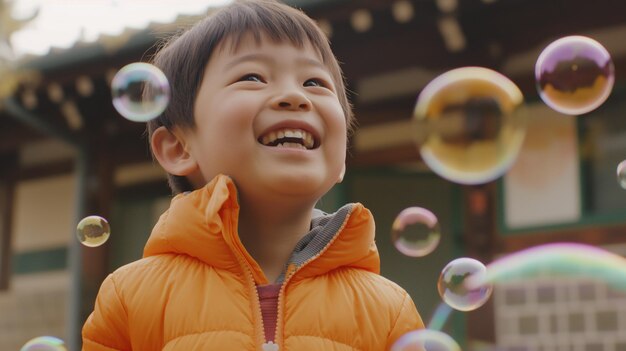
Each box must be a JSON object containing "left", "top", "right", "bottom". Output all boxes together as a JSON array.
[{"left": 1, "top": 0, "right": 626, "bottom": 350}]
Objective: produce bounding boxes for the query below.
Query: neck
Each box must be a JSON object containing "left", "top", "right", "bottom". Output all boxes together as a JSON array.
[{"left": 237, "top": 195, "right": 316, "bottom": 283}]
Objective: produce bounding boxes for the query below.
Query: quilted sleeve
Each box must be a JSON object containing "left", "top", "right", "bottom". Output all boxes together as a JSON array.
[
  {"left": 82, "top": 274, "right": 131, "bottom": 351},
  {"left": 385, "top": 292, "right": 425, "bottom": 350}
]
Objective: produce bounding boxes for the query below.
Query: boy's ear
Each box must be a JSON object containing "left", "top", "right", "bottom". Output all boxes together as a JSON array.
[
  {"left": 151, "top": 126, "right": 198, "bottom": 176},
  {"left": 337, "top": 163, "right": 346, "bottom": 183}
]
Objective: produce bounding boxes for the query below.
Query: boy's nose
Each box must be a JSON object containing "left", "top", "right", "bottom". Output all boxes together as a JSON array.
[{"left": 270, "top": 90, "right": 311, "bottom": 111}]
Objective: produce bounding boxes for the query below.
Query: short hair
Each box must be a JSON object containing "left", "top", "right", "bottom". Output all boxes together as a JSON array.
[{"left": 146, "top": 0, "right": 354, "bottom": 194}]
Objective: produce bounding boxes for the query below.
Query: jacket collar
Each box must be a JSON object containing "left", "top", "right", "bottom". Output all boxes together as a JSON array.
[{"left": 143, "top": 174, "right": 380, "bottom": 285}]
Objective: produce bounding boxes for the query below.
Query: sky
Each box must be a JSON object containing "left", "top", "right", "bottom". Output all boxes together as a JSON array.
[{"left": 9, "top": 0, "right": 232, "bottom": 57}]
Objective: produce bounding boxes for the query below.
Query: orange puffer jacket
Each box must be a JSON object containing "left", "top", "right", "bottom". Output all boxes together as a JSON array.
[{"left": 82, "top": 175, "right": 424, "bottom": 350}]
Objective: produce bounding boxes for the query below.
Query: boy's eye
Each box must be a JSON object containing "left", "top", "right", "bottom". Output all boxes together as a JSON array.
[
  {"left": 238, "top": 74, "right": 264, "bottom": 83},
  {"left": 304, "top": 78, "right": 326, "bottom": 88}
]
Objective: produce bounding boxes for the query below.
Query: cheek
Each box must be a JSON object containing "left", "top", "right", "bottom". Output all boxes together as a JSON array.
[
  {"left": 203, "top": 98, "right": 256, "bottom": 138},
  {"left": 326, "top": 103, "right": 348, "bottom": 145},
  {"left": 320, "top": 96, "right": 347, "bottom": 125},
  {"left": 324, "top": 110, "right": 348, "bottom": 163},
  {"left": 218, "top": 94, "right": 259, "bottom": 127}
]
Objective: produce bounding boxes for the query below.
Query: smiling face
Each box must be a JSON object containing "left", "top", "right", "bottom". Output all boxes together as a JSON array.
[{"left": 180, "top": 34, "right": 347, "bottom": 205}]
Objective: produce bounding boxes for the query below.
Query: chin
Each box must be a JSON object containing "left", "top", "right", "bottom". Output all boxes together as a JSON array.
[{"left": 263, "top": 172, "right": 331, "bottom": 198}]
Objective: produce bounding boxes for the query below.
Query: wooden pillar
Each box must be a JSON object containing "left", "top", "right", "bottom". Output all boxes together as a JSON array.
[
  {"left": 67, "top": 135, "right": 114, "bottom": 350},
  {"left": 0, "top": 152, "right": 18, "bottom": 290},
  {"left": 462, "top": 182, "right": 497, "bottom": 344}
]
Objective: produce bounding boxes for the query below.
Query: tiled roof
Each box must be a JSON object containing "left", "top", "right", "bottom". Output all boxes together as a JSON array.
[{"left": 13, "top": 0, "right": 340, "bottom": 71}]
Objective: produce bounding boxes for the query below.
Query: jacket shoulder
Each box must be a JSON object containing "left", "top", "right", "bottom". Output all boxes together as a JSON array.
[
  {"left": 285, "top": 267, "right": 423, "bottom": 350},
  {"left": 346, "top": 270, "right": 425, "bottom": 347},
  {"left": 108, "top": 255, "right": 172, "bottom": 282},
  {"left": 335, "top": 267, "right": 412, "bottom": 303}
]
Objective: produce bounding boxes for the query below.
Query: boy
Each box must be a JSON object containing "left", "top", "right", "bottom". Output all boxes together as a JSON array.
[{"left": 82, "top": 0, "right": 424, "bottom": 350}]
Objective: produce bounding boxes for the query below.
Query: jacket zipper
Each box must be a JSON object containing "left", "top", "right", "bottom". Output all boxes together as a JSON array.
[
  {"left": 235, "top": 207, "right": 355, "bottom": 350},
  {"left": 237, "top": 255, "right": 269, "bottom": 351},
  {"left": 271, "top": 210, "right": 354, "bottom": 348}
]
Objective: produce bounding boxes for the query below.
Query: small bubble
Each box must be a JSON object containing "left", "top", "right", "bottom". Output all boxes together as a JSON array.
[
  {"left": 21, "top": 336, "right": 67, "bottom": 351},
  {"left": 111, "top": 62, "right": 170, "bottom": 122},
  {"left": 535, "top": 36, "right": 614, "bottom": 115},
  {"left": 391, "top": 329, "right": 460, "bottom": 351},
  {"left": 617, "top": 160, "right": 626, "bottom": 189},
  {"left": 437, "top": 257, "right": 493, "bottom": 311},
  {"left": 76, "top": 215, "right": 111, "bottom": 247},
  {"left": 391, "top": 207, "right": 441, "bottom": 257}
]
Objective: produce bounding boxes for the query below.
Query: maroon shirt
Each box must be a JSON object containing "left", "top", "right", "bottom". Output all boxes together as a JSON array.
[{"left": 257, "top": 284, "right": 282, "bottom": 342}]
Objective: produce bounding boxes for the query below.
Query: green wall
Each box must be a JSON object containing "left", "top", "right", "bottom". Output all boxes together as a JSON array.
[
  {"left": 108, "top": 187, "right": 170, "bottom": 272},
  {"left": 344, "top": 169, "right": 465, "bottom": 341}
]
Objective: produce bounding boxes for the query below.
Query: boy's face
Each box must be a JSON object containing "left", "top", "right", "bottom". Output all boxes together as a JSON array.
[{"left": 182, "top": 34, "right": 347, "bottom": 203}]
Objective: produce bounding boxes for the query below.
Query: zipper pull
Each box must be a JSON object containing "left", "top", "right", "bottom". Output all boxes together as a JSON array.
[{"left": 262, "top": 341, "right": 279, "bottom": 351}]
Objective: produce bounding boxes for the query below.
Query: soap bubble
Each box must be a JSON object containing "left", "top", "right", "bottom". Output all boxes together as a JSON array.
[
  {"left": 465, "top": 242, "right": 626, "bottom": 292},
  {"left": 535, "top": 35, "right": 614, "bottom": 115},
  {"left": 427, "top": 302, "right": 454, "bottom": 332},
  {"left": 21, "top": 336, "right": 67, "bottom": 351},
  {"left": 111, "top": 62, "right": 170, "bottom": 122},
  {"left": 76, "top": 215, "right": 111, "bottom": 247},
  {"left": 391, "top": 207, "right": 441, "bottom": 257},
  {"left": 617, "top": 160, "right": 626, "bottom": 189},
  {"left": 437, "top": 257, "right": 493, "bottom": 311},
  {"left": 391, "top": 329, "right": 460, "bottom": 351},
  {"left": 413, "top": 67, "right": 526, "bottom": 185}
]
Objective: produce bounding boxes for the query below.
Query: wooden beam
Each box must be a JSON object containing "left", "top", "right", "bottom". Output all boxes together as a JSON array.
[
  {"left": 348, "top": 142, "right": 421, "bottom": 168},
  {"left": 0, "top": 119, "right": 46, "bottom": 153},
  {"left": 3, "top": 98, "right": 80, "bottom": 148},
  {"left": 306, "top": 0, "right": 419, "bottom": 21},
  {"left": 481, "top": 0, "right": 626, "bottom": 58},
  {"left": 14, "top": 159, "right": 75, "bottom": 180},
  {"left": 353, "top": 95, "right": 417, "bottom": 126},
  {"left": 334, "top": 22, "right": 449, "bottom": 82},
  {"left": 498, "top": 224, "right": 626, "bottom": 254},
  {"left": 327, "top": 0, "right": 626, "bottom": 83},
  {"left": 0, "top": 153, "right": 18, "bottom": 290}
]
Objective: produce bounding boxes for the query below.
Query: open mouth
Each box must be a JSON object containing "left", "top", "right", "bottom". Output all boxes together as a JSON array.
[{"left": 258, "top": 128, "right": 319, "bottom": 150}]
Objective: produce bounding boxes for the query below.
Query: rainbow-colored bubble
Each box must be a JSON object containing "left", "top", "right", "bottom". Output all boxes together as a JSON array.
[
  {"left": 413, "top": 67, "right": 526, "bottom": 185},
  {"left": 391, "top": 207, "right": 441, "bottom": 257},
  {"left": 21, "top": 336, "right": 67, "bottom": 351},
  {"left": 111, "top": 62, "right": 170, "bottom": 122},
  {"left": 391, "top": 329, "right": 460, "bottom": 351},
  {"left": 535, "top": 35, "right": 614, "bottom": 115},
  {"left": 465, "top": 242, "right": 626, "bottom": 291}
]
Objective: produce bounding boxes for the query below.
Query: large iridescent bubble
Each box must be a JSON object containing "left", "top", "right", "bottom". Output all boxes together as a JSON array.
[
  {"left": 413, "top": 67, "right": 526, "bottom": 185},
  {"left": 465, "top": 242, "right": 626, "bottom": 291},
  {"left": 391, "top": 329, "right": 460, "bottom": 351},
  {"left": 535, "top": 36, "right": 614, "bottom": 115},
  {"left": 111, "top": 62, "right": 170, "bottom": 122}
]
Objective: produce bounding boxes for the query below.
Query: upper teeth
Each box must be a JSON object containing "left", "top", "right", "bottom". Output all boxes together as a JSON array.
[{"left": 261, "top": 128, "right": 315, "bottom": 149}]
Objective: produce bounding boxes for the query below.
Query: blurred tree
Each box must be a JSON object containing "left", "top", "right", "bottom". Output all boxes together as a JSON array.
[{"left": 0, "top": 0, "right": 39, "bottom": 100}]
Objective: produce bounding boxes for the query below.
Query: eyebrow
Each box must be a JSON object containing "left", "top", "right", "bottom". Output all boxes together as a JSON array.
[
  {"left": 224, "top": 53, "right": 327, "bottom": 71},
  {"left": 224, "top": 53, "right": 271, "bottom": 70}
]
